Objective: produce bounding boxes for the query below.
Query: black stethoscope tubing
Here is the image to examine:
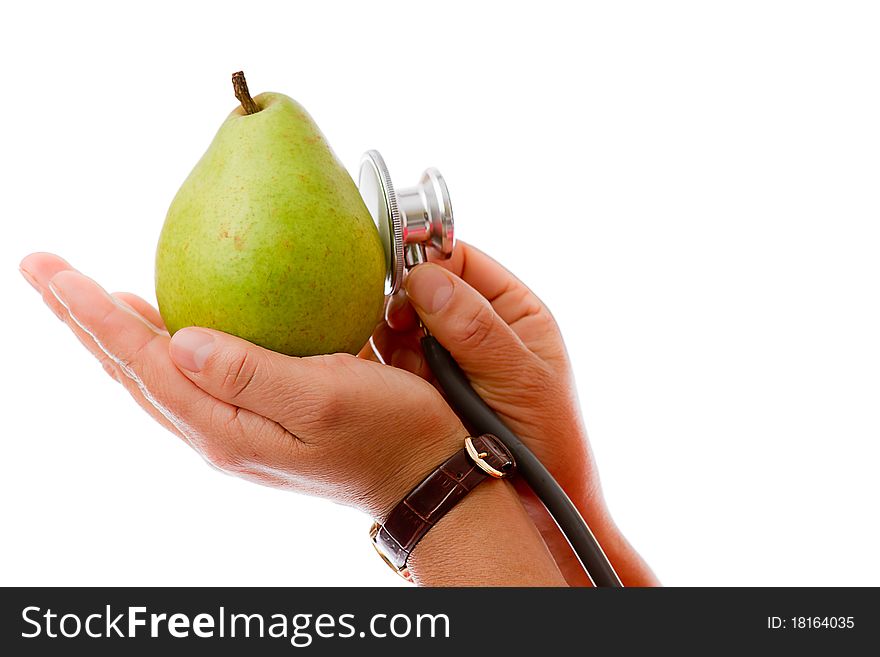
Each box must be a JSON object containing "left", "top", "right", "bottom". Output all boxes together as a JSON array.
[{"left": 421, "top": 335, "right": 623, "bottom": 587}]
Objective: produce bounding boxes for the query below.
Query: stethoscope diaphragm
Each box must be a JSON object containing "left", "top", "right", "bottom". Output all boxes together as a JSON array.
[{"left": 357, "top": 150, "right": 454, "bottom": 295}]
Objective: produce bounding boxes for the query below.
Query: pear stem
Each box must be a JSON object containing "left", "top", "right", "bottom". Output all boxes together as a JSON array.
[{"left": 232, "top": 71, "right": 259, "bottom": 115}]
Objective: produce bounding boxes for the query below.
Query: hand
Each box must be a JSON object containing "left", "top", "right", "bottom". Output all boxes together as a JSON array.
[
  {"left": 369, "top": 242, "right": 658, "bottom": 586},
  {"left": 18, "top": 253, "right": 466, "bottom": 522}
]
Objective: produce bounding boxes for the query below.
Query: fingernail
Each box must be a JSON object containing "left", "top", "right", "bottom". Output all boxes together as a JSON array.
[
  {"left": 391, "top": 347, "right": 423, "bottom": 373},
  {"left": 19, "top": 267, "right": 40, "bottom": 292},
  {"left": 169, "top": 328, "right": 215, "bottom": 372},
  {"left": 406, "top": 265, "right": 454, "bottom": 314}
]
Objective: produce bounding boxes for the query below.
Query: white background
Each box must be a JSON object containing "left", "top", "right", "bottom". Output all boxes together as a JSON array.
[{"left": 1, "top": 1, "right": 878, "bottom": 586}]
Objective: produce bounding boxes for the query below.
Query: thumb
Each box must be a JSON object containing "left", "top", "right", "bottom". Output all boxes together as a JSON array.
[
  {"left": 404, "top": 263, "right": 531, "bottom": 377},
  {"left": 168, "top": 327, "right": 317, "bottom": 423}
]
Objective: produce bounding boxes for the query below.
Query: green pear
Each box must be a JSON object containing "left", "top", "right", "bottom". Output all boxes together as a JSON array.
[{"left": 156, "top": 73, "right": 385, "bottom": 356}]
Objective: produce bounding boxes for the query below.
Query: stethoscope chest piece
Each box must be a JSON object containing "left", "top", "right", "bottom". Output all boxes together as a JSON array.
[{"left": 358, "top": 150, "right": 454, "bottom": 295}]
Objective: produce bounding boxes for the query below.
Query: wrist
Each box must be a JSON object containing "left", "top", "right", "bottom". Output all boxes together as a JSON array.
[
  {"left": 407, "top": 479, "right": 566, "bottom": 586},
  {"left": 367, "top": 414, "right": 467, "bottom": 521},
  {"left": 368, "top": 426, "right": 567, "bottom": 586}
]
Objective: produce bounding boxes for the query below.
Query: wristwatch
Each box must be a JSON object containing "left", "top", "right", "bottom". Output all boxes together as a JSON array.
[{"left": 370, "top": 433, "right": 516, "bottom": 581}]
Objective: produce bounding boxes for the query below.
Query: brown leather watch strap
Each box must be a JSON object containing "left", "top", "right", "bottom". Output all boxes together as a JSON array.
[{"left": 371, "top": 433, "right": 516, "bottom": 576}]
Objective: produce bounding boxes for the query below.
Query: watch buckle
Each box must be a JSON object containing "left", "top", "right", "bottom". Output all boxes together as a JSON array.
[{"left": 464, "top": 436, "right": 507, "bottom": 478}]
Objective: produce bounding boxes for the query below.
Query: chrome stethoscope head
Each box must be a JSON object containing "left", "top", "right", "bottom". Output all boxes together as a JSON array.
[{"left": 357, "top": 150, "right": 455, "bottom": 296}]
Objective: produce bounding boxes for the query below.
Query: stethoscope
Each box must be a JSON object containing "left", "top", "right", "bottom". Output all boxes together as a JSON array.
[{"left": 357, "top": 151, "right": 623, "bottom": 587}]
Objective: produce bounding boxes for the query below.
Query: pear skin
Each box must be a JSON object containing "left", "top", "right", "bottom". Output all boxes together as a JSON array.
[{"left": 156, "top": 90, "right": 385, "bottom": 356}]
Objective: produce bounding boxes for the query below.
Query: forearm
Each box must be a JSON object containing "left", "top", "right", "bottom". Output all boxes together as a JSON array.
[{"left": 406, "top": 479, "right": 568, "bottom": 586}]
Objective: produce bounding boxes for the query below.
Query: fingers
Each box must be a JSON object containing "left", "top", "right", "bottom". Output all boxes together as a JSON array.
[
  {"left": 20, "top": 252, "right": 78, "bottom": 320},
  {"left": 427, "top": 241, "right": 547, "bottom": 329},
  {"left": 31, "top": 262, "right": 291, "bottom": 470},
  {"left": 50, "top": 269, "right": 299, "bottom": 473},
  {"left": 168, "top": 327, "right": 336, "bottom": 431},
  {"left": 44, "top": 269, "right": 208, "bottom": 444},
  {"left": 376, "top": 292, "right": 432, "bottom": 378},
  {"left": 21, "top": 253, "right": 316, "bottom": 488},
  {"left": 112, "top": 292, "right": 167, "bottom": 332},
  {"left": 423, "top": 242, "right": 562, "bottom": 362},
  {"left": 388, "top": 242, "right": 562, "bottom": 364},
  {"left": 20, "top": 253, "right": 183, "bottom": 437},
  {"left": 390, "top": 242, "right": 550, "bottom": 332},
  {"left": 385, "top": 290, "right": 420, "bottom": 331},
  {"left": 49, "top": 270, "right": 169, "bottom": 383},
  {"left": 404, "top": 263, "right": 543, "bottom": 384},
  {"left": 168, "top": 325, "right": 436, "bottom": 455},
  {"left": 369, "top": 322, "right": 433, "bottom": 379}
]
